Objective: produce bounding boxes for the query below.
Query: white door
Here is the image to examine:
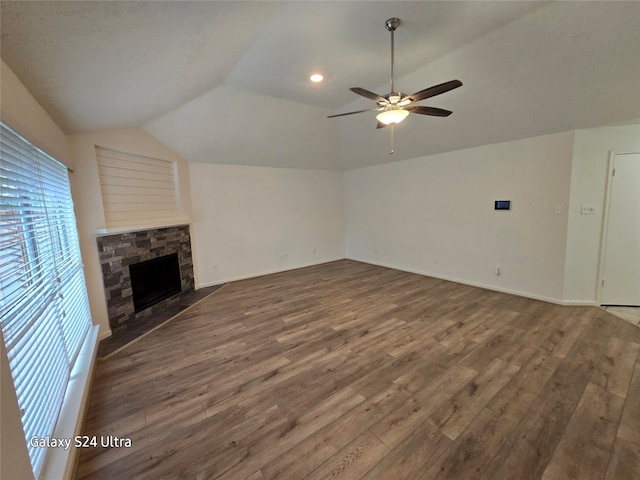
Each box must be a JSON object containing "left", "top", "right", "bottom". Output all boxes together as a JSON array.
[{"left": 601, "top": 152, "right": 640, "bottom": 306}]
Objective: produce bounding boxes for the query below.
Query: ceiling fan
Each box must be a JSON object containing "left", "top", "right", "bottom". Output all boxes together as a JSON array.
[{"left": 328, "top": 17, "right": 462, "bottom": 150}]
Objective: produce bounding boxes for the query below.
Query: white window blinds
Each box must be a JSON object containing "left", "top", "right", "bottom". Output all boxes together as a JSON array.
[{"left": 0, "top": 122, "right": 92, "bottom": 478}]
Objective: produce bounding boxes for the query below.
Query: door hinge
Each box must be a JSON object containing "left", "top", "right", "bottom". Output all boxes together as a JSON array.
[
  {"left": 602, "top": 279, "right": 605, "bottom": 286},
  {"left": 612, "top": 168, "right": 616, "bottom": 176}
]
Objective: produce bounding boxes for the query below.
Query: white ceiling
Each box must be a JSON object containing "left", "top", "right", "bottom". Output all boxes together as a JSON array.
[{"left": 1, "top": 1, "right": 639, "bottom": 170}]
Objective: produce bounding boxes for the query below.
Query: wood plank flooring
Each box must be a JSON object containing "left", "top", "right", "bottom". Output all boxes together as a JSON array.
[{"left": 76, "top": 260, "right": 640, "bottom": 480}]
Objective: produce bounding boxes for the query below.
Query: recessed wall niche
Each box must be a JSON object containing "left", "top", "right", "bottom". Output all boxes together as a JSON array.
[{"left": 95, "top": 146, "right": 179, "bottom": 230}]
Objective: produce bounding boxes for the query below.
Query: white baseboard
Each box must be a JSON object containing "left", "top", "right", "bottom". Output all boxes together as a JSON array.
[
  {"left": 98, "top": 328, "right": 112, "bottom": 341},
  {"left": 347, "top": 257, "right": 596, "bottom": 307},
  {"left": 195, "top": 257, "right": 346, "bottom": 290},
  {"left": 560, "top": 299, "right": 599, "bottom": 306}
]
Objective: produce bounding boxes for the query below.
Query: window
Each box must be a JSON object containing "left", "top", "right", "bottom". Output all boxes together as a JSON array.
[{"left": 0, "top": 122, "right": 91, "bottom": 478}]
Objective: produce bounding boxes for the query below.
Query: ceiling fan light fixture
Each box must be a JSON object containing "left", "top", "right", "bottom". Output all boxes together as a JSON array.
[
  {"left": 327, "top": 16, "right": 462, "bottom": 151},
  {"left": 376, "top": 108, "right": 409, "bottom": 125}
]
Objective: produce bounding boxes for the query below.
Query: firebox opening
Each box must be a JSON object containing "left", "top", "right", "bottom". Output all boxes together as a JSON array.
[{"left": 130, "top": 253, "right": 181, "bottom": 313}]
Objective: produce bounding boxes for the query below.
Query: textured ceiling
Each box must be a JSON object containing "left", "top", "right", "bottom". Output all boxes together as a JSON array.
[{"left": 1, "top": 1, "right": 639, "bottom": 170}]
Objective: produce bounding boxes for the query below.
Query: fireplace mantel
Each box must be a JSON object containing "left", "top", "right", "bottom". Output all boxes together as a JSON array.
[{"left": 95, "top": 219, "right": 191, "bottom": 237}]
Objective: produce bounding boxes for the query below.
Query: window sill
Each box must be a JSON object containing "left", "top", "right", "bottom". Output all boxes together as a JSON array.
[{"left": 40, "top": 325, "right": 99, "bottom": 480}]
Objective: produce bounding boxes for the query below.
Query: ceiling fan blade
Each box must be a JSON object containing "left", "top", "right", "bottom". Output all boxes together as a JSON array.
[
  {"left": 350, "top": 87, "right": 388, "bottom": 104},
  {"left": 327, "top": 108, "right": 378, "bottom": 118},
  {"left": 408, "top": 80, "right": 462, "bottom": 103},
  {"left": 405, "top": 105, "right": 453, "bottom": 117}
]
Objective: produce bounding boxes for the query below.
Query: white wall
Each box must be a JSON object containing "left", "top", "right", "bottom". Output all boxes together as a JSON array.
[
  {"left": 563, "top": 124, "right": 640, "bottom": 303},
  {"left": 189, "top": 163, "right": 344, "bottom": 287},
  {"left": 1, "top": 332, "right": 34, "bottom": 479},
  {"left": 345, "top": 131, "right": 575, "bottom": 303},
  {"left": 68, "top": 128, "right": 194, "bottom": 338},
  {"left": 1, "top": 60, "right": 71, "bottom": 167}
]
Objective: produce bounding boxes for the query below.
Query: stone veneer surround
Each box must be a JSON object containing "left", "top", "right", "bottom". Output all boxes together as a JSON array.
[{"left": 97, "top": 225, "right": 194, "bottom": 332}]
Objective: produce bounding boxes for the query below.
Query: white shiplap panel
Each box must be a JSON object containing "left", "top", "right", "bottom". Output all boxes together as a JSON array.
[
  {"left": 97, "top": 156, "right": 173, "bottom": 176},
  {"left": 96, "top": 148, "right": 174, "bottom": 169},
  {"left": 104, "top": 210, "right": 176, "bottom": 222},
  {"left": 97, "top": 175, "right": 175, "bottom": 190},
  {"left": 99, "top": 184, "right": 179, "bottom": 197},
  {"left": 102, "top": 202, "right": 177, "bottom": 213},
  {"left": 103, "top": 217, "right": 179, "bottom": 229},
  {"left": 101, "top": 194, "right": 177, "bottom": 205},
  {"left": 98, "top": 165, "right": 174, "bottom": 183},
  {"left": 95, "top": 147, "right": 178, "bottom": 228}
]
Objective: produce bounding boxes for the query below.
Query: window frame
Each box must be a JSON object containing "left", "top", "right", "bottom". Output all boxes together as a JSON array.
[{"left": 1, "top": 121, "right": 92, "bottom": 478}]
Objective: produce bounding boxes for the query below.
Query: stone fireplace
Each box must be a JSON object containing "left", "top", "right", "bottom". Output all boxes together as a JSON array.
[{"left": 96, "top": 225, "right": 194, "bottom": 333}]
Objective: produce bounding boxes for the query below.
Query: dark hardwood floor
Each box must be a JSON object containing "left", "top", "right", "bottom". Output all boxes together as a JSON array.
[{"left": 76, "top": 260, "right": 640, "bottom": 480}]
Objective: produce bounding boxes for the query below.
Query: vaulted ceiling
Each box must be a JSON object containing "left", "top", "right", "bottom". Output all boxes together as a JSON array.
[{"left": 2, "top": 1, "right": 639, "bottom": 170}]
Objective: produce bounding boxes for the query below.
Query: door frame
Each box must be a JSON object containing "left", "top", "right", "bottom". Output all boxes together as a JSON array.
[{"left": 597, "top": 149, "right": 640, "bottom": 305}]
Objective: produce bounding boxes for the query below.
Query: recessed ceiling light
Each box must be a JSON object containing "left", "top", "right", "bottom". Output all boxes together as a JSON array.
[{"left": 310, "top": 73, "right": 324, "bottom": 83}]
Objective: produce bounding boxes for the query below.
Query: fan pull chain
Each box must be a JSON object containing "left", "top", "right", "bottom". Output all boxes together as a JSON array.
[{"left": 389, "top": 124, "right": 395, "bottom": 155}]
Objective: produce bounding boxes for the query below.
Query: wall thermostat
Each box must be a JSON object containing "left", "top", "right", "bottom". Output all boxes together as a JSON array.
[{"left": 494, "top": 200, "right": 511, "bottom": 210}]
